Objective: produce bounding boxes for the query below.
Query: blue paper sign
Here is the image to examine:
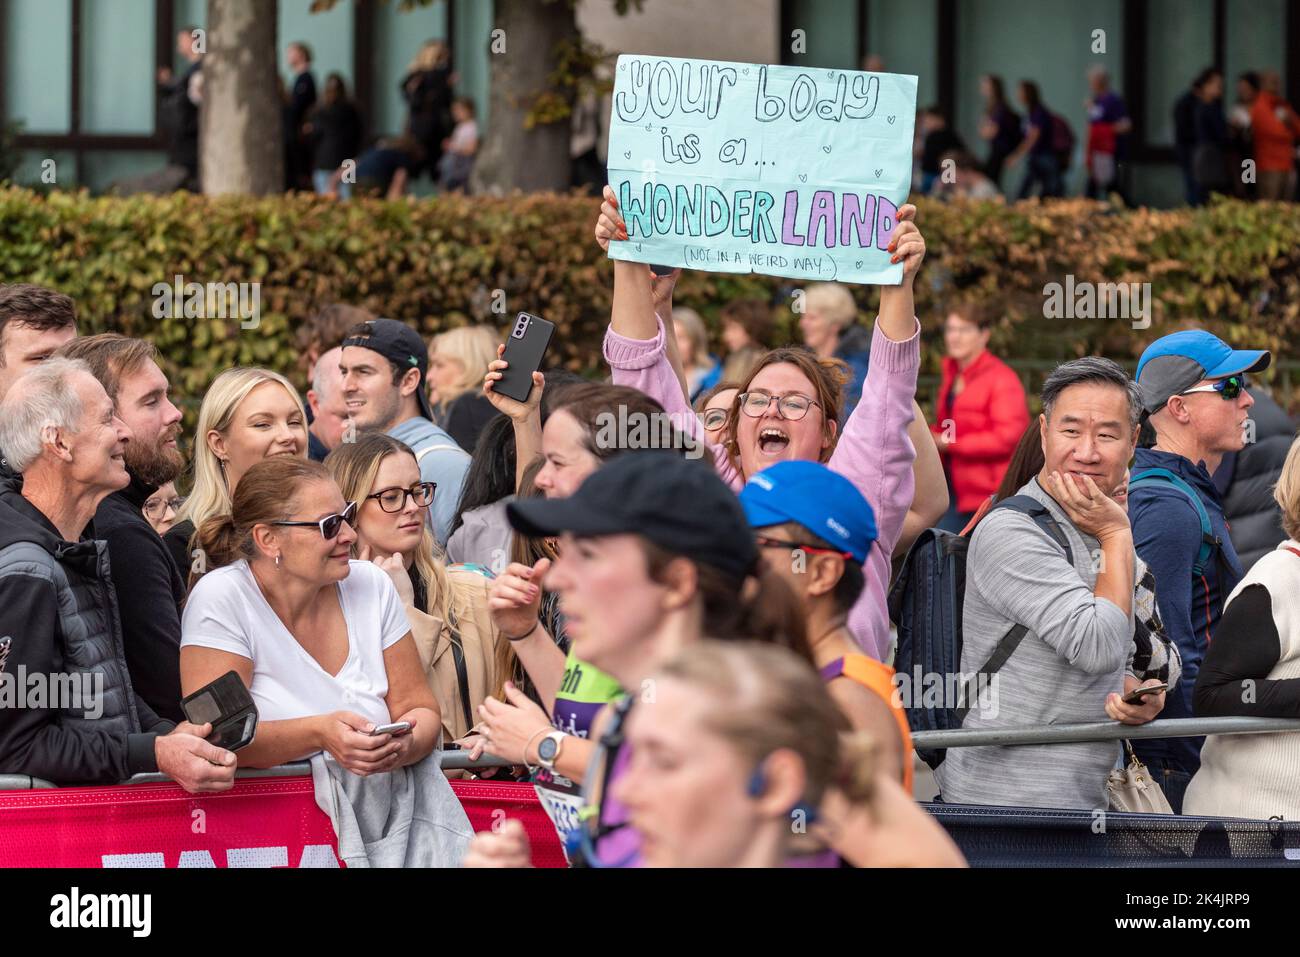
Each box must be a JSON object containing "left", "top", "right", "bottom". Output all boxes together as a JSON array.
[{"left": 606, "top": 55, "right": 918, "bottom": 285}]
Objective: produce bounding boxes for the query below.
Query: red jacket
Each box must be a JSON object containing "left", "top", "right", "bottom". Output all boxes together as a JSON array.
[{"left": 931, "top": 350, "right": 1029, "bottom": 512}]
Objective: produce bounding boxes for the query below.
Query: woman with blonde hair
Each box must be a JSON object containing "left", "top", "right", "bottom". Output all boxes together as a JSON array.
[
  {"left": 671, "top": 307, "right": 722, "bottom": 403},
  {"left": 429, "top": 324, "right": 501, "bottom": 452},
  {"left": 165, "top": 367, "right": 308, "bottom": 579},
  {"left": 1184, "top": 434, "right": 1300, "bottom": 821},
  {"left": 324, "top": 432, "right": 502, "bottom": 744}
]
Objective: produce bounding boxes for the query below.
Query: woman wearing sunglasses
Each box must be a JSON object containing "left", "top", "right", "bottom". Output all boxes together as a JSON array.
[
  {"left": 180, "top": 456, "right": 440, "bottom": 775},
  {"left": 594, "top": 186, "right": 927, "bottom": 661},
  {"left": 325, "top": 432, "right": 503, "bottom": 745}
]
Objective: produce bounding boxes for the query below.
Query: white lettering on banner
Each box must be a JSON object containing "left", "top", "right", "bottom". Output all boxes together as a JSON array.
[
  {"left": 49, "top": 886, "right": 152, "bottom": 938},
  {"left": 100, "top": 845, "right": 339, "bottom": 868}
]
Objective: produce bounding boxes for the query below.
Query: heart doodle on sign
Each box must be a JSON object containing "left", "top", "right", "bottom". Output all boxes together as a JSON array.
[
  {"left": 855, "top": 261, "right": 864, "bottom": 269},
  {"left": 619, "top": 62, "right": 626, "bottom": 71},
  {"left": 822, "top": 146, "right": 831, "bottom": 154},
  {"left": 623, "top": 151, "right": 632, "bottom": 159},
  {"left": 645, "top": 123, "right": 653, "bottom": 132},
  {"left": 636, "top": 243, "right": 643, "bottom": 252},
  {"left": 886, "top": 116, "right": 896, "bottom": 124},
  {"left": 874, "top": 168, "right": 883, "bottom": 178},
  {"left": 798, "top": 174, "right": 808, "bottom": 183},
  {"left": 827, "top": 71, "right": 835, "bottom": 79},
  {"left": 742, "top": 68, "right": 750, "bottom": 75}
]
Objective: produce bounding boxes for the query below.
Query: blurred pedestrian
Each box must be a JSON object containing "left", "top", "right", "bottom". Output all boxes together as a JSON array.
[
  {"left": 438, "top": 97, "right": 479, "bottom": 193},
  {"left": 978, "top": 74, "right": 1021, "bottom": 188},
  {"left": 1084, "top": 66, "right": 1131, "bottom": 201},
  {"left": 306, "top": 73, "right": 362, "bottom": 199},
  {"left": 1007, "top": 80, "right": 1067, "bottom": 198},
  {"left": 401, "top": 40, "right": 454, "bottom": 182},
  {"left": 284, "top": 41, "right": 317, "bottom": 192}
]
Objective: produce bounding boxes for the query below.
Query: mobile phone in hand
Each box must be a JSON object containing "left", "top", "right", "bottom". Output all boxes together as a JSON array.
[
  {"left": 1121, "top": 683, "right": 1169, "bottom": 705},
  {"left": 495, "top": 313, "right": 554, "bottom": 403},
  {"left": 369, "top": 721, "right": 412, "bottom": 737}
]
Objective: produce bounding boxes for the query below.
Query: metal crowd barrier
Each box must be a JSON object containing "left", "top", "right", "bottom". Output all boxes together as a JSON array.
[
  {"left": 911, "top": 716, "right": 1300, "bottom": 750},
  {"left": 5, "top": 717, "right": 1300, "bottom": 790},
  {"left": 0, "top": 751, "right": 520, "bottom": 790}
]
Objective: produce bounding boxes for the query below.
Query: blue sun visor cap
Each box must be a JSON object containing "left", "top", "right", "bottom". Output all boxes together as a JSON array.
[
  {"left": 1136, "top": 329, "right": 1270, "bottom": 415},
  {"left": 739, "top": 460, "right": 877, "bottom": 565}
]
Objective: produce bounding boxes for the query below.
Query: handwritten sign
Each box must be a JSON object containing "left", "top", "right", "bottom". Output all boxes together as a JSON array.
[{"left": 606, "top": 55, "right": 917, "bottom": 285}]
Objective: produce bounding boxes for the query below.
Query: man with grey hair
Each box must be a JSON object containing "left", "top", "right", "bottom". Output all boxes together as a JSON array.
[
  {"left": 307, "top": 345, "right": 350, "bottom": 461},
  {"left": 935, "top": 356, "right": 1168, "bottom": 810},
  {"left": 0, "top": 358, "right": 236, "bottom": 790}
]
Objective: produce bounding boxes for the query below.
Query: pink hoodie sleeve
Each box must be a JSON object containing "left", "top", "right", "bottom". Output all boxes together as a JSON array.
[
  {"left": 835, "top": 319, "right": 921, "bottom": 660},
  {"left": 603, "top": 320, "right": 742, "bottom": 490}
]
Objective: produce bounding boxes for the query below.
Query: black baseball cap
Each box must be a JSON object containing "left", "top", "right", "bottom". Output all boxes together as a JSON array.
[
  {"left": 507, "top": 451, "right": 758, "bottom": 582},
  {"left": 341, "top": 317, "right": 434, "bottom": 421}
]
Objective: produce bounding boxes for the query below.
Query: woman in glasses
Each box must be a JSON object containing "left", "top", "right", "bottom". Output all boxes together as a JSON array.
[
  {"left": 693, "top": 381, "right": 740, "bottom": 456},
  {"left": 142, "top": 481, "right": 183, "bottom": 536},
  {"left": 325, "top": 432, "right": 503, "bottom": 744},
  {"left": 594, "top": 187, "right": 927, "bottom": 661},
  {"left": 179, "top": 456, "right": 440, "bottom": 774}
]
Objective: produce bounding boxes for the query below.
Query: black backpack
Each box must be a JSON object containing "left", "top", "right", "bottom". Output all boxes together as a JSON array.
[{"left": 887, "top": 496, "right": 1073, "bottom": 769}]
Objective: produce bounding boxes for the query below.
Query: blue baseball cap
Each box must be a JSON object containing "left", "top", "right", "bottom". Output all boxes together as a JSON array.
[
  {"left": 1136, "top": 330, "right": 1270, "bottom": 415},
  {"left": 739, "top": 460, "right": 877, "bottom": 565}
]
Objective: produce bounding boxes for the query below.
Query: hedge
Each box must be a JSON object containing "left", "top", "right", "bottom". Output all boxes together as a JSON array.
[{"left": 1, "top": 185, "right": 1297, "bottom": 426}]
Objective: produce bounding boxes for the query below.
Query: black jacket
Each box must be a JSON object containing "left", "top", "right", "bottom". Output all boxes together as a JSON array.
[
  {"left": 164, "top": 519, "right": 196, "bottom": 585},
  {"left": 1214, "top": 390, "right": 1297, "bottom": 571},
  {"left": 93, "top": 474, "right": 187, "bottom": 721},
  {"left": 0, "top": 480, "right": 171, "bottom": 785}
]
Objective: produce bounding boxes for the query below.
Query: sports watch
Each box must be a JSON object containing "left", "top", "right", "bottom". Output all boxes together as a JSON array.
[{"left": 536, "top": 730, "right": 567, "bottom": 771}]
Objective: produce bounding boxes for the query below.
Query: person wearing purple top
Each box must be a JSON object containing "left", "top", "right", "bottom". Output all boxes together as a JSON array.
[
  {"left": 1084, "top": 66, "right": 1132, "bottom": 201},
  {"left": 978, "top": 74, "right": 1022, "bottom": 188},
  {"left": 1007, "top": 80, "right": 1064, "bottom": 199},
  {"left": 592, "top": 185, "right": 928, "bottom": 662}
]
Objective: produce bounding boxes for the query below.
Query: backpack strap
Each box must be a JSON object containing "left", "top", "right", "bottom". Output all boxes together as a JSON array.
[
  {"left": 1129, "top": 467, "right": 1218, "bottom": 577},
  {"left": 954, "top": 494, "right": 1073, "bottom": 721},
  {"left": 444, "top": 604, "right": 475, "bottom": 735}
]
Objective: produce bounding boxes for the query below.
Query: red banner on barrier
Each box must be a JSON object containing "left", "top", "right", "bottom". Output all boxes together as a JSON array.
[{"left": 0, "top": 776, "right": 565, "bottom": 868}]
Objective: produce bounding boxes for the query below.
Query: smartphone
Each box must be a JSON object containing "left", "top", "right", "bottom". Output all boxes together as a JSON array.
[
  {"left": 494, "top": 312, "right": 555, "bottom": 404},
  {"left": 1121, "top": 682, "right": 1169, "bottom": 705},
  {"left": 180, "top": 670, "right": 258, "bottom": 752},
  {"left": 369, "top": 721, "right": 412, "bottom": 737}
]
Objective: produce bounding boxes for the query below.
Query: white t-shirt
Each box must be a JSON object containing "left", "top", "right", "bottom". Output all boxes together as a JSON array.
[{"left": 180, "top": 560, "right": 413, "bottom": 728}]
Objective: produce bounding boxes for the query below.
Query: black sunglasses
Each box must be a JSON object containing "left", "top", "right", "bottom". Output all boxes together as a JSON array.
[{"left": 269, "top": 500, "right": 358, "bottom": 540}]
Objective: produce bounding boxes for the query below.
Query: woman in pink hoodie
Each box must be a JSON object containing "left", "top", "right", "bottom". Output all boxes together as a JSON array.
[{"left": 593, "top": 187, "right": 927, "bottom": 661}]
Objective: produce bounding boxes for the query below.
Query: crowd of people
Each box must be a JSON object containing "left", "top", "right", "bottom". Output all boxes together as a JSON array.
[
  {"left": 154, "top": 31, "right": 478, "bottom": 197},
  {"left": 914, "top": 63, "right": 1300, "bottom": 205},
  {"left": 0, "top": 178, "right": 1297, "bottom": 867}
]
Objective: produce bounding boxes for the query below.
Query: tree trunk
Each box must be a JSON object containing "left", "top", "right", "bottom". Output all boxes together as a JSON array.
[
  {"left": 201, "top": 0, "right": 282, "bottom": 195},
  {"left": 472, "top": 0, "right": 577, "bottom": 193}
]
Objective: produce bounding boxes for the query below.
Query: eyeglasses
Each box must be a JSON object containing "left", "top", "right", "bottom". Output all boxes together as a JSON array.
[
  {"left": 269, "top": 500, "right": 358, "bottom": 540},
  {"left": 738, "top": 391, "right": 820, "bottom": 421},
  {"left": 754, "top": 534, "right": 852, "bottom": 560},
  {"left": 143, "top": 496, "right": 184, "bottom": 518},
  {"left": 1180, "top": 375, "right": 1247, "bottom": 401},
  {"left": 700, "top": 408, "right": 729, "bottom": 432},
  {"left": 366, "top": 482, "right": 436, "bottom": 513}
]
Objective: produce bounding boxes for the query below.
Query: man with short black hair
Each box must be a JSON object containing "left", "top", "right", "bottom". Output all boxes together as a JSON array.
[
  {"left": 1129, "top": 330, "right": 1269, "bottom": 809},
  {"left": 340, "top": 318, "right": 469, "bottom": 543},
  {"left": 58, "top": 334, "right": 188, "bottom": 721}
]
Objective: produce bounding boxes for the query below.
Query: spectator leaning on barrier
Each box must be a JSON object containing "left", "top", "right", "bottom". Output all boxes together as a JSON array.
[
  {"left": 935, "top": 357, "right": 1167, "bottom": 811},
  {"left": 1128, "top": 330, "right": 1267, "bottom": 810},
  {"left": 58, "top": 335, "right": 189, "bottom": 723},
  {"left": 739, "top": 460, "right": 914, "bottom": 793},
  {"left": 0, "top": 358, "right": 236, "bottom": 790},
  {"left": 1213, "top": 388, "right": 1296, "bottom": 571},
  {"left": 179, "top": 457, "right": 440, "bottom": 774},
  {"left": 341, "top": 318, "right": 470, "bottom": 546},
  {"left": 1184, "top": 435, "right": 1300, "bottom": 821},
  {"left": 0, "top": 284, "right": 78, "bottom": 478}
]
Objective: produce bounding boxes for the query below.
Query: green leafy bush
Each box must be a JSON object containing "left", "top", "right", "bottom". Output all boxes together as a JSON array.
[{"left": 1, "top": 186, "right": 1296, "bottom": 426}]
